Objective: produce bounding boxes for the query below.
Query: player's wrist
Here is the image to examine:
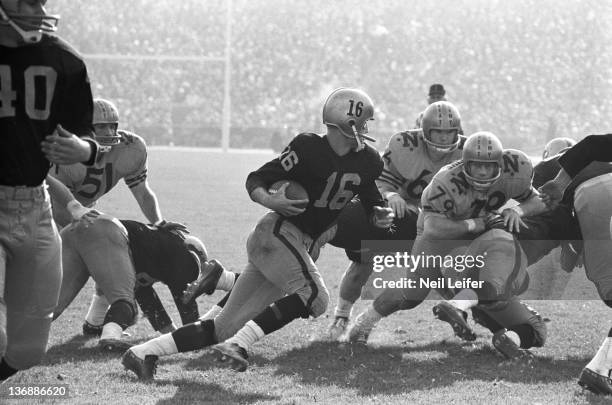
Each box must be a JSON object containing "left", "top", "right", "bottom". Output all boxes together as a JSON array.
[
  {"left": 464, "top": 219, "right": 477, "bottom": 232},
  {"left": 67, "top": 200, "right": 89, "bottom": 220}
]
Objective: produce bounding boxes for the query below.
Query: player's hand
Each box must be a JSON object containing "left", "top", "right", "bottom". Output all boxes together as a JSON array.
[
  {"left": 484, "top": 213, "right": 506, "bottom": 231},
  {"left": 501, "top": 208, "right": 527, "bottom": 233},
  {"left": 538, "top": 180, "right": 564, "bottom": 209},
  {"left": 41, "top": 125, "right": 94, "bottom": 165},
  {"left": 372, "top": 206, "right": 395, "bottom": 228},
  {"left": 155, "top": 220, "right": 190, "bottom": 239},
  {"left": 387, "top": 193, "right": 417, "bottom": 219},
  {"left": 265, "top": 182, "right": 308, "bottom": 216}
]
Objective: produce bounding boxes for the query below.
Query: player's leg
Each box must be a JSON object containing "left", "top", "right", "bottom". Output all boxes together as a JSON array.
[
  {"left": 573, "top": 175, "right": 612, "bottom": 394},
  {"left": 214, "top": 214, "right": 332, "bottom": 371},
  {"left": 52, "top": 225, "right": 92, "bottom": 321},
  {"left": 346, "top": 234, "right": 441, "bottom": 344},
  {"left": 471, "top": 298, "right": 546, "bottom": 359},
  {"left": 71, "top": 218, "right": 138, "bottom": 351},
  {"left": 327, "top": 202, "right": 418, "bottom": 341},
  {"left": 122, "top": 261, "right": 280, "bottom": 380},
  {"left": 1, "top": 190, "right": 61, "bottom": 379}
]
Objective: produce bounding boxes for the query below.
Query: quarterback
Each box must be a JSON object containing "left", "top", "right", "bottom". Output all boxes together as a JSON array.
[{"left": 121, "top": 88, "right": 394, "bottom": 379}]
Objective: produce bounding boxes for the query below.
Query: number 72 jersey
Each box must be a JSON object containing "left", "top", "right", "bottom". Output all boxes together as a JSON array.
[{"left": 51, "top": 130, "right": 148, "bottom": 210}]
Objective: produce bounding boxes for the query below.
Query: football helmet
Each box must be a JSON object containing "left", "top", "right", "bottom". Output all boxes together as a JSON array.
[
  {"left": 542, "top": 137, "right": 576, "bottom": 159},
  {"left": 92, "top": 98, "right": 122, "bottom": 148},
  {"left": 0, "top": 0, "right": 59, "bottom": 44},
  {"left": 421, "top": 101, "right": 462, "bottom": 154},
  {"left": 462, "top": 131, "right": 503, "bottom": 192},
  {"left": 322, "top": 87, "right": 375, "bottom": 151}
]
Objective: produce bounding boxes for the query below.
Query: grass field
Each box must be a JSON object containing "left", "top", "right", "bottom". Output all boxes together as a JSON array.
[{"left": 5, "top": 148, "right": 612, "bottom": 404}]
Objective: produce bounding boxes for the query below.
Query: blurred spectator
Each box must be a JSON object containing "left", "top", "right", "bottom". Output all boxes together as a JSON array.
[
  {"left": 415, "top": 83, "right": 448, "bottom": 128},
  {"left": 48, "top": 0, "right": 612, "bottom": 151}
]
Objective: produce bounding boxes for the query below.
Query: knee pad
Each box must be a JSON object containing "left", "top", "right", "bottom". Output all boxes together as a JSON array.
[
  {"left": 297, "top": 283, "right": 329, "bottom": 318},
  {"left": 103, "top": 299, "right": 137, "bottom": 330},
  {"left": 509, "top": 313, "right": 547, "bottom": 349}
]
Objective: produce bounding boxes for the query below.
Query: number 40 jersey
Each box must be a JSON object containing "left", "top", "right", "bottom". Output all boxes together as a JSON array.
[{"left": 50, "top": 130, "right": 148, "bottom": 225}]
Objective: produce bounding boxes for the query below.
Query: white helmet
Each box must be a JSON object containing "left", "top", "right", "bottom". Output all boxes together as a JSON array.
[
  {"left": 462, "top": 131, "right": 503, "bottom": 192},
  {"left": 92, "top": 98, "right": 122, "bottom": 148},
  {"left": 322, "top": 87, "right": 375, "bottom": 151},
  {"left": 542, "top": 137, "right": 576, "bottom": 159}
]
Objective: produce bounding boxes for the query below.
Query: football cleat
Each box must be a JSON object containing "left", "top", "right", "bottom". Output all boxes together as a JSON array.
[
  {"left": 82, "top": 321, "right": 103, "bottom": 337},
  {"left": 492, "top": 329, "right": 523, "bottom": 360},
  {"left": 99, "top": 338, "right": 133, "bottom": 353},
  {"left": 346, "top": 313, "right": 373, "bottom": 345},
  {"left": 182, "top": 259, "right": 225, "bottom": 304},
  {"left": 323, "top": 316, "right": 348, "bottom": 341},
  {"left": 432, "top": 302, "right": 477, "bottom": 341},
  {"left": 578, "top": 367, "right": 612, "bottom": 395},
  {"left": 121, "top": 349, "right": 158, "bottom": 381},
  {"left": 212, "top": 342, "right": 249, "bottom": 372}
]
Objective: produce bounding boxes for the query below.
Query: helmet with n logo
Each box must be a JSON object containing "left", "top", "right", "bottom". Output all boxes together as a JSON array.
[
  {"left": 421, "top": 101, "right": 462, "bottom": 154},
  {"left": 462, "top": 131, "right": 503, "bottom": 191},
  {"left": 322, "top": 88, "right": 375, "bottom": 151}
]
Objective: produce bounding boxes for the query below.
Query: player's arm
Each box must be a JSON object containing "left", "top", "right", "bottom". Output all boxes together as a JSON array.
[
  {"left": 377, "top": 145, "right": 417, "bottom": 219},
  {"left": 129, "top": 180, "right": 162, "bottom": 224},
  {"left": 558, "top": 134, "right": 612, "bottom": 177},
  {"left": 134, "top": 286, "right": 176, "bottom": 333},
  {"left": 41, "top": 63, "right": 99, "bottom": 166},
  {"left": 125, "top": 138, "right": 163, "bottom": 224},
  {"left": 500, "top": 187, "right": 548, "bottom": 233},
  {"left": 169, "top": 287, "right": 199, "bottom": 325},
  {"left": 359, "top": 159, "right": 394, "bottom": 228},
  {"left": 421, "top": 180, "right": 485, "bottom": 239},
  {"left": 246, "top": 140, "right": 308, "bottom": 216},
  {"left": 45, "top": 174, "right": 98, "bottom": 223}
]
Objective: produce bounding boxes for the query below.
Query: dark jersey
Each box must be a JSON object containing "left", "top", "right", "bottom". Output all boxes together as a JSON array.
[
  {"left": 120, "top": 220, "right": 199, "bottom": 292},
  {"left": 534, "top": 153, "right": 612, "bottom": 205},
  {"left": 0, "top": 35, "right": 94, "bottom": 186},
  {"left": 558, "top": 134, "right": 612, "bottom": 177},
  {"left": 246, "top": 133, "right": 385, "bottom": 238}
]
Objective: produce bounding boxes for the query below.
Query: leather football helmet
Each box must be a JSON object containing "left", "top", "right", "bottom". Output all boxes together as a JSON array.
[
  {"left": 421, "top": 101, "right": 462, "bottom": 154},
  {"left": 322, "top": 87, "right": 375, "bottom": 151},
  {"left": 542, "top": 137, "right": 576, "bottom": 159},
  {"left": 93, "top": 98, "right": 122, "bottom": 148},
  {"left": 0, "top": 0, "right": 59, "bottom": 44},
  {"left": 462, "top": 131, "right": 503, "bottom": 192}
]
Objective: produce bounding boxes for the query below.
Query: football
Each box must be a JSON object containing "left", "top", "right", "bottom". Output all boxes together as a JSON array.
[{"left": 269, "top": 180, "right": 309, "bottom": 208}]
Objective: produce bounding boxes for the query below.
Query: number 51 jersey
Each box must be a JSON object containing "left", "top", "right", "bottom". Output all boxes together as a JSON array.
[{"left": 50, "top": 130, "right": 148, "bottom": 223}]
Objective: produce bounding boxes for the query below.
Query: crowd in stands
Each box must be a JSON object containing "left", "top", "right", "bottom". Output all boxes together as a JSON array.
[{"left": 52, "top": 0, "right": 611, "bottom": 151}]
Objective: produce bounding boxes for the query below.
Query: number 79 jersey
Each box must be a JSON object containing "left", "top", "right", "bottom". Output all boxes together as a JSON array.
[
  {"left": 245, "top": 133, "right": 385, "bottom": 238},
  {"left": 51, "top": 130, "right": 147, "bottom": 209},
  {"left": 421, "top": 149, "right": 535, "bottom": 221}
]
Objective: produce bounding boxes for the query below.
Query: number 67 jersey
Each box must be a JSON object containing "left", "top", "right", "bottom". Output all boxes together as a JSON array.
[{"left": 50, "top": 130, "right": 148, "bottom": 225}]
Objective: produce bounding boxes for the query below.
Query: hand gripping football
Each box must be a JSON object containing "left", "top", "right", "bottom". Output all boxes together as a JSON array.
[{"left": 269, "top": 180, "right": 309, "bottom": 208}]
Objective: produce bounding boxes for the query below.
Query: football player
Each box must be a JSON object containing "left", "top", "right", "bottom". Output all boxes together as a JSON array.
[
  {"left": 539, "top": 133, "right": 612, "bottom": 395},
  {"left": 541, "top": 137, "right": 576, "bottom": 160},
  {"left": 347, "top": 132, "right": 549, "bottom": 355},
  {"left": 50, "top": 98, "right": 168, "bottom": 337},
  {"left": 323, "top": 101, "right": 465, "bottom": 340},
  {"left": 0, "top": 0, "right": 99, "bottom": 380},
  {"left": 121, "top": 87, "right": 394, "bottom": 379},
  {"left": 53, "top": 215, "right": 236, "bottom": 351}
]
